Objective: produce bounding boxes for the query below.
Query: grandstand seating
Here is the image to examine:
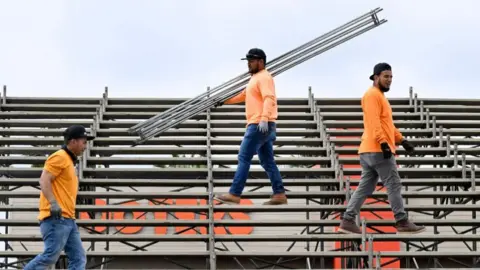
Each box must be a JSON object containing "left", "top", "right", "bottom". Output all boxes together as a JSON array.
[{"left": 0, "top": 86, "right": 480, "bottom": 269}]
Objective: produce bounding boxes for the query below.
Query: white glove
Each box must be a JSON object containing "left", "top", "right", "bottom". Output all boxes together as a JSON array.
[{"left": 258, "top": 121, "right": 268, "bottom": 133}]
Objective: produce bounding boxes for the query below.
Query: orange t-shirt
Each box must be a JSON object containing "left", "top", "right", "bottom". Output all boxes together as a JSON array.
[
  {"left": 358, "top": 86, "right": 404, "bottom": 154},
  {"left": 224, "top": 69, "right": 278, "bottom": 125},
  {"left": 38, "top": 149, "right": 79, "bottom": 220}
]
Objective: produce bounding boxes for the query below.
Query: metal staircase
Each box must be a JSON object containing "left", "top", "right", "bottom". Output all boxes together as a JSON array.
[{"left": 1, "top": 86, "right": 480, "bottom": 269}]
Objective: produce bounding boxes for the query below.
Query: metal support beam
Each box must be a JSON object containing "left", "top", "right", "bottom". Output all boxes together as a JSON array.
[
  {"left": 409, "top": 87, "right": 413, "bottom": 107},
  {"left": 419, "top": 100, "right": 423, "bottom": 121},
  {"left": 103, "top": 86, "right": 109, "bottom": 107},
  {"left": 414, "top": 94, "right": 418, "bottom": 114},
  {"left": 206, "top": 86, "right": 216, "bottom": 270},
  {"left": 439, "top": 126, "right": 444, "bottom": 148},
  {"left": 454, "top": 144, "right": 459, "bottom": 167},
  {"left": 368, "top": 236, "right": 374, "bottom": 268},
  {"left": 471, "top": 165, "right": 476, "bottom": 192},
  {"left": 1, "top": 85, "right": 5, "bottom": 105},
  {"left": 426, "top": 109, "right": 430, "bottom": 129},
  {"left": 306, "top": 87, "right": 313, "bottom": 269},
  {"left": 446, "top": 135, "right": 451, "bottom": 158}
]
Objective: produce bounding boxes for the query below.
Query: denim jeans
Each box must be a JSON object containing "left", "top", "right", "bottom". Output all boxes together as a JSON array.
[
  {"left": 24, "top": 217, "right": 86, "bottom": 270},
  {"left": 229, "top": 122, "right": 285, "bottom": 196}
]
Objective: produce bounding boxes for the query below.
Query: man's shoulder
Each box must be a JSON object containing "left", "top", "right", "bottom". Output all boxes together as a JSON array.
[
  {"left": 252, "top": 70, "right": 274, "bottom": 88},
  {"left": 253, "top": 69, "right": 272, "bottom": 80},
  {"left": 50, "top": 149, "right": 67, "bottom": 157},
  {"left": 46, "top": 149, "right": 68, "bottom": 163},
  {"left": 261, "top": 69, "right": 273, "bottom": 78},
  {"left": 363, "top": 87, "right": 381, "bottom": 98}
]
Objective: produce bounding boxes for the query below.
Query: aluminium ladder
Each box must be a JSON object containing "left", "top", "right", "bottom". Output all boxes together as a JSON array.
[{"left": 128, "top": 7, "right": 387, "bottom": 146}]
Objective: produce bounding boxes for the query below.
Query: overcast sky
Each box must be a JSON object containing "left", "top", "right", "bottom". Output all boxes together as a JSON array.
[{"left": 0, "top": 0, "right": 478, "bottom": 100}]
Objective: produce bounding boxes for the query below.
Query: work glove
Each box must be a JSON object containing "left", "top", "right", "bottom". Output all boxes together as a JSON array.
[
  {"left": 214, "top": 101, "right": 223, "bottom": 108},
  {"left": 258, "top": 121, "right": 268, "bottom": 133},
  {"left": 50, "top": 200, "right": 62, "bottom": 219},
  {"left": 380, "top": 142, "right": 392, "bottom": 159},
  {"left": 401, "top": 139, "right": 415, "bottom": 155}
]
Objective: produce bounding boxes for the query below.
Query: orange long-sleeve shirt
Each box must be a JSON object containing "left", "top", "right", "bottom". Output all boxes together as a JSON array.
[
  {"left": 358, "top": 86, "right": 404, "bottom": 154},
  {"left": 224, "top": 69, "right": 278, "bottom": 125}
]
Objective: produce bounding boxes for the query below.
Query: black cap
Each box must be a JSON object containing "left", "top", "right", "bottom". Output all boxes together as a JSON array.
[
  {"left": 63, "top": 125, "right": 95, "bottom": 141},
  {"left": 241, "top": 48, "right": 266, "bottom": 61},
  {"left": 369, "top": 62, "right": 392, "bottom": 80}
]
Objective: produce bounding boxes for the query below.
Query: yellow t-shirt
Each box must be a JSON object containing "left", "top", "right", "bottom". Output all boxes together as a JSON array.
[{"left": 38, "top": 149, "right": 79, "bottom": 220}]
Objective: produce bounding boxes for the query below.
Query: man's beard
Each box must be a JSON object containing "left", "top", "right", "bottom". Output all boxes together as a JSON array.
[{"left": 379, "top": 84, "right": 390, "bottom": 92}]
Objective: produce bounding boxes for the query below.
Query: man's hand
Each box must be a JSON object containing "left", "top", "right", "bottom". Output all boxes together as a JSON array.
[
  {"left": 258, "top": 121, "right": 268, "bottom": 133},
  {"left": 214, "top": 101, "right": 223, "bottom": 108},
  {"left": 50, "top": 200, "right": 62, "bottom": 219},
  {"left": 401, "top": 139, "right": 415, "bottom": 155},
  {"left": 380, "top": 142, "right": 392, "bottom": 159}
]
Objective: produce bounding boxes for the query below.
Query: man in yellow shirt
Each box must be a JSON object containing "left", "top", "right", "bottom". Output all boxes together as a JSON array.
[
  {"left": 338, "top": 63, "right": 425, "bottom": 234},
  {"left": 215, "top": 48, "right": 287, "bottom": 205},
  {"left": 24, "top": 125, "right": 94, "bottom": 270}
]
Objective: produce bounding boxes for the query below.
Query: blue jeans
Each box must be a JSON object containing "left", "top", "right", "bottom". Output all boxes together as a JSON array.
[
  {"left": 24, "top": 217, "right": 86, "bottom": 270},
  {"left": 229, "top": 122, "right": 285, "bottom": 196}
]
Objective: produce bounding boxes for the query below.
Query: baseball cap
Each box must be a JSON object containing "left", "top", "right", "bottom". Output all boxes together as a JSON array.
[
  {"left": 63, "top": 125, "right": 95, "bottom": 141},
  {"left": 369, "top": 62, "right": 392, "bottom": 80},
  {"left": 241, "top": 48, "right": 267, "bottom": 61}
]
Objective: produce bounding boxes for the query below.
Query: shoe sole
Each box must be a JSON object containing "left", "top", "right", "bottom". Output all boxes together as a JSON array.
[
  {"left": 262, "top": 202, "right": 288, "bottom": 205},
  {"left": 213, "top": 196, "right": 239, "bottom": 205}
]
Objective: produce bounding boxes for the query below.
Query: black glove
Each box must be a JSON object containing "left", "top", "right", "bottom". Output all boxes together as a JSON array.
[
  {"left": 50, "top": 200, "right": 62, "bottom": 219},
  {"left": 214, "top": 101, "right": 223, "bottom": 108},
  {"left": 401, "top": 139, "right": 415, "bottom": 155},
  {"left": 380, "top": 142, "right": 392, "bottom": 159}
]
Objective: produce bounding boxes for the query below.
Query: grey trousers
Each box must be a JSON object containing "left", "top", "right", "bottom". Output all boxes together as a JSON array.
[{"left": 343, "top": 153, "right": 407, "bottom": 222}]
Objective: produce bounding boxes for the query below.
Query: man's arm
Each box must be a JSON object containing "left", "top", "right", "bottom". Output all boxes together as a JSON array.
[
  {"left": 394, "top": 127, "right": 404, "bottom": 144},
  {"left": 363, "top": 92, "right": 387, "bottom": 144},
  {"left": 40, "top": 154, "right": 66, "bottom": 202},
  {"left": 257, "top": 76, "right": 276, "bottom": 122},
  {"left": 223, "top": 89, "right": 246, "bottom": 105},
  {"left": 39, "top": 170, "right": 57, "bottom": 203}
]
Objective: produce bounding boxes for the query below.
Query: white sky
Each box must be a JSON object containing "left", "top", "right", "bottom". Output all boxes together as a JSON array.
[{"left": 0, "top": 0, "right": 479, "bottom": 100}]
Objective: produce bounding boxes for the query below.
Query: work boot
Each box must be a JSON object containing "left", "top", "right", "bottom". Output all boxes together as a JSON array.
[
  {"left": 395, "top": 219, "right": 426, "bottom": 234},
  {"left": 338, "top": 218, "right": 361, "bottom": 234},
  {"left": 214, "top": 193, "right": 240, "bottom": 205},
  {"left": 262, "top": 193, "right": 288, "bottom": 205}
]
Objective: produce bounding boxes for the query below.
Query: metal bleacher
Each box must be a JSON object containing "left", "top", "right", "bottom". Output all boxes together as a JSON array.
[{"left": 1, "top": 85, "right": 480, "bottom": 269}]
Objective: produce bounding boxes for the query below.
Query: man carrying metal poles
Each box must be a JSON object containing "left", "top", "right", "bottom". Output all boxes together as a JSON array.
[
  {"left": 338, "top": 63, "right": 426, "bottom": 234},
  {"left": 215, "top": 48, "right": 287, "bottom": 205}
]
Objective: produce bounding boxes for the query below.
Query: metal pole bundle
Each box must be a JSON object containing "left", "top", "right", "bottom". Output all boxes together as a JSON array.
[{"left": 128, "top": 7, "right": 387, "bottom": 145}]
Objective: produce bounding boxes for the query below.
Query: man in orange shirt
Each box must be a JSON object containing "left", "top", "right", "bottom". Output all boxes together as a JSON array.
[
  {"left": 215, "top": 48, "right": 287, "bottom": 205},
  {"left": 338, "top": 63, "right": 425, "bottom": 234},
  {"left": 24, "top": 125, "right": 94, "bottom": 270}
]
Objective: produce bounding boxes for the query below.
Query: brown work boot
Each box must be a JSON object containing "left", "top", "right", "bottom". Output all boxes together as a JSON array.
[
  {"left": 338, "top": 218, "right": 361, "bottom": 234},
  {"left": 262, "top": 193, "right": 288, "bottom": 205},
  {"left": 395, "top": 219, "right": 426, "bottom": 234},
  {"left": 214, "top": 193, "right": 241, "bottom": 205}
]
